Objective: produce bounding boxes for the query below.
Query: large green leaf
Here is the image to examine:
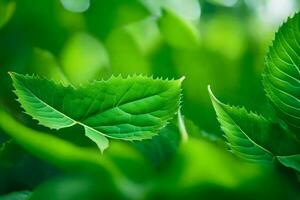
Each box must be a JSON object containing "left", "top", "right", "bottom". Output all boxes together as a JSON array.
[
  {"left": 263, "top": 12, "right": 300, "bottom": 130},
  {"left": 208, "top": 86, "right": 300, "bottom": 164},
  {"left": 10, "top": 73, "right": 182, "bottom": 152}
]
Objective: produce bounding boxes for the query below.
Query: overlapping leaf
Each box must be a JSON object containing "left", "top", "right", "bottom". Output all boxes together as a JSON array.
[
  {"left": 10, "top": 72, "right": 182, "bottom": 152},
  {"left": 260, "top": 12, "right": 300, "bottom": 172},
  {"left": 209, "top": 86, "right": 300, "bottom": 166},
  {"left": 263, "top": 12, "right": 300, "bottom": 130},
  {"left": 277, "top": 154, "right": 300, "bottom": 172},
  {"left": 208, "top": 86, "right": 273, "bottom": 163}
]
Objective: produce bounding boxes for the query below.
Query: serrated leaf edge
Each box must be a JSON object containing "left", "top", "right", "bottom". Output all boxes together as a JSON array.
[
  {"left": 208, "top": 85, "right": 274, "bottom": 162},
  {"left": 10, "top": 72, "right": 183, "bottom": 142}
]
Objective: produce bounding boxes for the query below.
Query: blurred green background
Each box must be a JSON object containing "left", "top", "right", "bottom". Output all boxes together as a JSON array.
[{"left": 0, "top": 0, "right": 300, "bottom": 199}]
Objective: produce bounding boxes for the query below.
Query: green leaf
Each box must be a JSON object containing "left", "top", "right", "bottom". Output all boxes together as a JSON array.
[
  {"left": 157, "top": 8, "right": 200, "bottom": 49},
  {"left": 209, "top": 86, "right": 300, "bottom": 169},
  {"left": 263, "top": 12, "right": 300, "bottom": 130},
  {"left": 84, "top": 127, "right": 109, "bottom": 153},
  {"left": 208, "top": 86, "right": 273, "bottom": 163},
  {"left": 277, "top": 154, "right": 300, "bottom": 173},
  {"left": 60, "top": 0, "right": 90, "bottom": 13},
  {"left": 10, "top": 72, "right": 182, "bottom": 151}
]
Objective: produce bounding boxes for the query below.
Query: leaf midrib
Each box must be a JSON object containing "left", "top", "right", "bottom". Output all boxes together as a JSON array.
[
  {"left": 222, "top": 108, "right": 274, "bottom": 158},
  {"left": 82, "top": 86, "right": 171, "bottom": 122}
]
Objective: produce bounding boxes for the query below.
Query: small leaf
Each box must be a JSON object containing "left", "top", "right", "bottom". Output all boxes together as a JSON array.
[
  {"left": 208, "top": 86, "right": 273, "bottom": 163},
  {"left": 157, "top": 8, "right": 200, "bottom": 49},
  {"left": 209, "top": 86, "right": 300, "bottom": 165},
  {"left": 10, "top": 73, "right": 182, "bottom": 151},
  {"left": 263, "top": 12, "right": 300, "bottom": 131},
  {"left": 60, "top": 0, "right": 90, "bottom": 13},
  {"left": 84, "top": 127, "right": 109, "bottom": 153}
]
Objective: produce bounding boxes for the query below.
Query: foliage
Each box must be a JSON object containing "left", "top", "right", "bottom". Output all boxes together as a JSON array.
[
  {"left": 0, "top": 0, "right": 300, "bottom": 200},
  {"left": 210, "top": 12, "right": 300, "bottom": 174},
  {"left": 10, "top": 72, "right": 182, "bottom": 152}
]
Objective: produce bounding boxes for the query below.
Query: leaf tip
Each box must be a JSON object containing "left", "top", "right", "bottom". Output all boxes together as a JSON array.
[
  {"left": 207, "top": 85, "right": 216, "bottom": 101},
  {"left": 179, "top": 76, "right": 185, "bottom": 83},
  {"left": 8, "top": 71, "right": 17, "bottom": 79},
  {"left": 207, "top": 85, "right": 223, "bottom": 105}
]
